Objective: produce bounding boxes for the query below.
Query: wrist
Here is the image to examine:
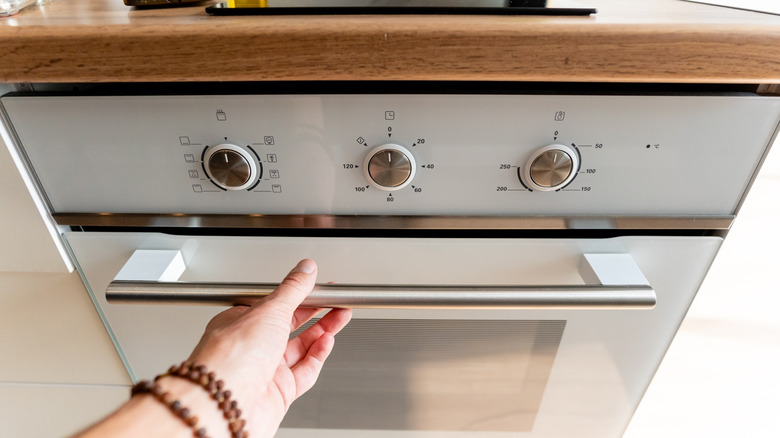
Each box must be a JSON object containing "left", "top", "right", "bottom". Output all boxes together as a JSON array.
[
  {"left": 153, "top": 376, "right": 231, "bottom": 438},
  {"left": 76, "top": 377, "right": 224, "bottom": 438}
]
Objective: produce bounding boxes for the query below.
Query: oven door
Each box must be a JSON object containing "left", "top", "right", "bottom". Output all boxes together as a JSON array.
[{"left": 65, "top": 232, "right": 720, "bottom": 438}]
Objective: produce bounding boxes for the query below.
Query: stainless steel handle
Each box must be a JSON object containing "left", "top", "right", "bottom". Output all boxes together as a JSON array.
[
  {"left": 107, "top": 281, "right": 655, "bottom": 309},
  {"left": 105, "top": 251, "right": 656, "bottom": 309}
]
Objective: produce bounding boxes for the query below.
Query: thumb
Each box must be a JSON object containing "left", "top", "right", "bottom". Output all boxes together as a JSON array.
[{"left": 262, "top": 259, "right": 318, "bottom": 315}]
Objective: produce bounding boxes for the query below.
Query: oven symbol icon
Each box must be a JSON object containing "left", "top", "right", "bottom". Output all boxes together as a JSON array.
[{"left": 216, "top": 110, "right": 227, "bottom": 121}]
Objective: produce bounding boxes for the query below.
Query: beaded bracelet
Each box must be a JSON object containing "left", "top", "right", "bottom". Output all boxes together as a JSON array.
[
  {"left": 157, "top": 362, "right": 247, "bottom": 438},
  {"left": 131, "top": 380, "right": 210, "bottom": 438}
]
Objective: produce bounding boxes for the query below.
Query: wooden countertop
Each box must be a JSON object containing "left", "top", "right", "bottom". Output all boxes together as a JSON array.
[{"left": 1, "top": 0, "right": 780, "bottom": 83}]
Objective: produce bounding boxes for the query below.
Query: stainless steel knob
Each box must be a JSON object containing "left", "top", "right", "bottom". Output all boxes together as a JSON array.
[
  {"left": 530, "top": 150, "right": 573, "bottom": 188},
  {"left": 203, "top": 144, "right": 258, "bottom": 191},
  {"left": 363, "top": 144, "right": 416, "bottom": 191},
  {"left": 521, "top": 144, "right": 579, "bottom": 191}
]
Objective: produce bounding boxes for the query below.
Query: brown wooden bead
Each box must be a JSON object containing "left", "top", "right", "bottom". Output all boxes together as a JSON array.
[
  {"left": 130, "top": 378, "right": 210, "bottom": 438},
  {"left": 152, "top": 362, "right": 244, "bottom": 438},
  {"left": 229, "top": 418, "right": 246, "bottom": 433}
]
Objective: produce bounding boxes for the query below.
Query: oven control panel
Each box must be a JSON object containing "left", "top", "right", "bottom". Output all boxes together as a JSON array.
[{"left": 3, "top": 93, "right": 779, "bottom": 216}]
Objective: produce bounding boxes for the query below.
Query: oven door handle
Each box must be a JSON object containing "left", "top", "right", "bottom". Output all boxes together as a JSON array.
[{"left": 105, "top": 250, "right": 656, "bottom": 309}]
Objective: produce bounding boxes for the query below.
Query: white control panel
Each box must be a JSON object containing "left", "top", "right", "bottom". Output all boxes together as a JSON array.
[{"left": 2, "top": 93, "right": 779, "bottom": 216}]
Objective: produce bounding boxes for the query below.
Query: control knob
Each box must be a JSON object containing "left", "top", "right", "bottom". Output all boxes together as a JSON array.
[
  {"left": 363, "top": 144, "right": 417, "bottom": 191},
  {"left": 520, "top": 144, "right": 580, "bottom": 191},
  {"left": 203, "top": 144, "right": 259, "bottom": 191}
]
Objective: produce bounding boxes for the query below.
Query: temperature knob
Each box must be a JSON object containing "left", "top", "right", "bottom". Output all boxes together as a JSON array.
[
  {"left": 364, "top": 144, "right": 416, "bottom": 191},
  {"left": 520, "top": 144, "right": 580, "bottom": 191},
  {"left": 203, "top": 144, "right": 259, "bottom": 191}
]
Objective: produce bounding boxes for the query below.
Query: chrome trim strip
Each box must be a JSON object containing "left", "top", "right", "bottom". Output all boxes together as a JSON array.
[
  {"left": 733, "top": 113, "right": 780, "bottom": 217},
  {"left": 54, "top": 213, "right": 735, "bottom": 230},
  {"left": 106, "top": 281, "right": 656, "bottom": 309}
]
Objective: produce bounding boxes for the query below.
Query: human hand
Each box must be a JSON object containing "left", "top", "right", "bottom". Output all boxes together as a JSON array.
[{"left": 186, "top": 259, "right": 352, "bottom": 438}]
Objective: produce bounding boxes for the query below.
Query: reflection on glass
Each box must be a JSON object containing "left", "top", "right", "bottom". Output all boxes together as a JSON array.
[{"left": 284, "top": 319, "right": 566, "bottom": 432}]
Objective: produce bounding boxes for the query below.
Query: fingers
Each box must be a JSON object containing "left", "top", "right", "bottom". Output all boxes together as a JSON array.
[
  {"left": 290, "top": 332, "right": 336, "bottom": 398},
  {"left": 283, "top": 307, "right": 352, "bottom": 368},
  {"left": 244, "top": 259, "right": 318, "bottom": 327},
  {"left": 265, "top": 259, "right": 318, "bottom": 313},
  {"left": 289, "top": 307, "right": 324, "bottom": 333},
  {"left": 290, "top": 308, "right": 354, "bottom": 397}
]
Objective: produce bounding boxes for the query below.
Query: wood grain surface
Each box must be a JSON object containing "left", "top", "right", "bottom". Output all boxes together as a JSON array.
[{"left": 1, "top": 0, "right": 780, "bottom": 83}]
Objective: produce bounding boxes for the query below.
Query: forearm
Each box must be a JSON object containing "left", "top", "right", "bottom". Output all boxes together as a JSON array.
[{"left": 77, "top": 377, "right": 230, "bottom": 438}]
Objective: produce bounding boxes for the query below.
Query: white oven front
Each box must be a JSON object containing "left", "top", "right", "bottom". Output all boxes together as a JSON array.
[
  {"left": 64, "top": 232, "right": 720, "bottom": 438},
  {"left": 2, "top": 86, "right": 779, "bottom": 437}
]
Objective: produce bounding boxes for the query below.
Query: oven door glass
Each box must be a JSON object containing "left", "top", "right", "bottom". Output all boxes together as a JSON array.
[{"left": 284, "top": 318, "right": 565, "bottom": 432}]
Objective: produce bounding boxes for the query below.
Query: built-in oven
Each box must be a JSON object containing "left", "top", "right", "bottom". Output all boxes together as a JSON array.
[{"left": 2, "top": 84, "right": 779, "bottom": 437}]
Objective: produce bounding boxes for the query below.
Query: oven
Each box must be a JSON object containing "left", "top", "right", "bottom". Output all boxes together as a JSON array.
[{"left": 2, "top": 84, "right": 779, "bottom": 437}]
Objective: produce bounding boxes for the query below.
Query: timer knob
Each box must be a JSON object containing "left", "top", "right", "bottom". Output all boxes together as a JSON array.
[
  {"left": 520, "top": 144, "right": 580, "bottom": 191},
  {"left": 203, "top": 144, "right": 259, "bottom": 191},
  {"left": 364, "top": 144, "right": 417, "bottom": 191}
]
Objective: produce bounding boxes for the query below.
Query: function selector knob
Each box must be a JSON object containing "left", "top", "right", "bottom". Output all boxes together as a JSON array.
[
  {"left": 203, "top": 143, "right": 259, "bottom": 191},
  {"left": 520, "top": 144, "right": 580, "bottom": 191},
  {"left": 364, "top": 144, "right": 417, "bottom": 191}
]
